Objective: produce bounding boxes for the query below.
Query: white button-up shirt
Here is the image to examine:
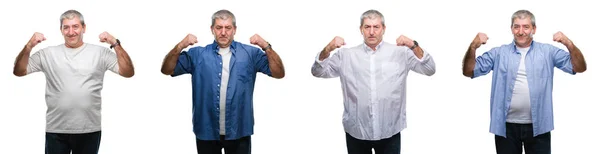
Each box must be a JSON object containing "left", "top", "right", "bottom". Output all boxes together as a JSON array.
[{"left": 311, "top": 41, "right": 436, "bottom": 140}]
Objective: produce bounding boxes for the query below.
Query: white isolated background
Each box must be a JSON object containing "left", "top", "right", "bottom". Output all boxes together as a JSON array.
[{"left": 0, "top": 0, "right": 598, "bottom": 153}]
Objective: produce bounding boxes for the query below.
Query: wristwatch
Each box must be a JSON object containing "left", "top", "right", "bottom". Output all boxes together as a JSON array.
[
  {"left": 410, "top": 40, "right": 418, "bottom": 50},
  {"left": 110, "top": 39, "right": 121, "bottom": 49},
  {"left": 262, "top": 42, "right": 272, "bottom": 51}
]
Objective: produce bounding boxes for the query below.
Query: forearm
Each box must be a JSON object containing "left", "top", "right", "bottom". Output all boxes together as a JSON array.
[
  {"left": 114, "top": 45, "right": 135, "bottom": 77},
  {"left": 565, "top": 42, "right": 587, "bottom": 73},
  {"left": 412, "top": 46, "right": 424, "bottom": 59},
  {"left": 161, "top": 44, "right": 184, "bottom": 75},
  {"left": 265, "top": 48, "right": 285, "bottom": 78},
  {"left": 318, "top": 46, "right": 333, "bottom": 61},
  {"left": 13, "top": 45, "right": 33, "bottom": 76},
  {"left": 462, "top": 44, "right": 477, "bottom": 77}
]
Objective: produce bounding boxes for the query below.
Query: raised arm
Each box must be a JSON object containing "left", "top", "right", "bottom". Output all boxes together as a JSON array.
[
  {"left": 462, "top": 33, "right": 488, "bottom": 77},
  {"left": 161, "top": 34, "right": 197, "bottom": 75},
  {"left": 553, "top": 31, "right": 586, "bottom": 73},
  {"left": 99, "top": 32, "right": 134, "bottom": 77},
  {"left": 14, "top": 32, "right": 45, "bottom": 76},
  {"left": 250, "top": 34, "right": 285, "bottom": 79},
  {"left": 311, "top": 36, "right": 345, "bottom": 78},
  {"left": 396, "top": 35, "right": 435, "bottom": 76}
]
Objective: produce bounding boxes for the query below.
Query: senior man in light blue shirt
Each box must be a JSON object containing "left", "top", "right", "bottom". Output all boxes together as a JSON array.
[{"left": 462, "top": 10, "right": 587, "bottom": 154}]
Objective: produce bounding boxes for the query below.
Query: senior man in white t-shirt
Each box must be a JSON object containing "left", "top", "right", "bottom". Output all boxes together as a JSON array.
[{"left": 12, "top": 9, "right": 134, "bottom": 154}]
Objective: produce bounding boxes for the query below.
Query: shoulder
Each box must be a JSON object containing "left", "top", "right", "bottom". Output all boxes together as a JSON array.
[
  {"left": 233, "top": 41, "right": 261, "bottom": 53},
  {"left": 532, "top": 41, "right": 560, "bottom": 51},
  {"left": 84, "top": 43, "right": 110, "bottom": 51}
]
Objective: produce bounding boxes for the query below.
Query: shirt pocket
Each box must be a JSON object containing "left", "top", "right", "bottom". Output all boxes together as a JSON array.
[
  {"left": 381, "top": 62, "right": 401, "bottom": 79},
  {"left": 532, "top": 61, "right": 551, "bottom": 78},
  {"left": 235, "top": 61, "right": 253, "bottom": 84}
]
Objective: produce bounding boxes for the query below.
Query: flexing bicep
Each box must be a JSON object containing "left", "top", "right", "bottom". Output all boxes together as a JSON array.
[
  {"left": 472, "top": 48, "right": 498, "bottom": 78},
  {"left": 26, "top": 50, "right": 44, "bottom": 74},
  {"left": 311, "top": 49, "right": 342, "bottom": 78}
]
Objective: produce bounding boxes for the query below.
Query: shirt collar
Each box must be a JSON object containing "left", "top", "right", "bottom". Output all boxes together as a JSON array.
[
  {"left": 510, "top": 40, "right": 535, "bottom": 54},
  {"left": 363, "top": 41, "right": 383, "bottom": 53},
  {"left": 211, "top": 40, "right": 238, "bottom": 54}
]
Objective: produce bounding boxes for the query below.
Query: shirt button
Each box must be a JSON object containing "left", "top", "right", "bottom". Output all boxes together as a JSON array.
[
  {"left": 220, "top": 62, "right": 222, "bottom": 65},
  {"left": 219, "top": 73, "right": 222, "bottom": 76},
  {"left": 218, "top": 84, "right": 220, "bottom": 87}
]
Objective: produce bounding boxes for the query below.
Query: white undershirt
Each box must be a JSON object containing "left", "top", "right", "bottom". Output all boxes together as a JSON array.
[
  {"left": 218, "top": 47, "right": 232, "bottom": 135},
  {"left": 507, "top": 46, "right": 532, "bottom": 124}
]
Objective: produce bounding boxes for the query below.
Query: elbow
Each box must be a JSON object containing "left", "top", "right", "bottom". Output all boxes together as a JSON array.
[
  {"left": 13, "top": 68, "right": 26, "bottom": 77},
  {"left": 574, "top": 66, "right": 587, "bottom": 73},
  {"left": 272, "top": 71, "right": 285, "bottom": 79},
  {"left": 121, "top": 70, "right": 135, "bottom": 78},
  {"left": 161, "top": 67, "right": 173, "bottom": 76},
  {"left": 13, "top": 71, "right": 26, "bottom": 77},
  {"left": 462, "top": 71, "right": 473, "bottom": 78},
  {"left": 123, "top": 72, "right": 134, "bottom": 78},
  {"left": 425, "top": 67, "right": 436, "bottom": 76}
]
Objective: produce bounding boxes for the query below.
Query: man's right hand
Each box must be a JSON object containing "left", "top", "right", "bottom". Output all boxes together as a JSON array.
[
  {"left": 325, "top": 36, "right": 345, "bottom": 53},
  {"left": 319, "top": 36, "right": 345, "bottom": 61},
  {"left": 470, "top": 32, "right": 488, "bottom": 49},
  {"left": 178, "top": 34, "right": 198, "bottom": 50},
  {"left": 27, "top": 32, "right": 46, "bottom": 49}
]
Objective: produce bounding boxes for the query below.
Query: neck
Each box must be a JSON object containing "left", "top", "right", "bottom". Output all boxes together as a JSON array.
[{"left": 65, "top": 42, "right": 84, "bottom": 48}]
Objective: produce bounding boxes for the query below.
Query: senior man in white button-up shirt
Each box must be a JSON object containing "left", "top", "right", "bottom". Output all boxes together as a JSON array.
[{"left": 311, "top": 9, "right": 436, "bottom": 154}]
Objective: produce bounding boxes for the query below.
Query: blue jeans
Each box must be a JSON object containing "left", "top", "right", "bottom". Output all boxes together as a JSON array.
[
  {"left": 495, "top": 123, "right": 551, "bottom": 154},
  {"left": 196, "top": 135, "right": 251, "bottom": 154},
  {"left": 45, "top": 131, "right": 101, "bottom": 154},
  {"left": 345, "top": 132, "right": 401, "bottom": 154}
]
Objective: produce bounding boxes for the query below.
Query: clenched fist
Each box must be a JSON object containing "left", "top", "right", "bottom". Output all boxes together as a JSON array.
[
  {"left": 27, "top": 32, "right": 46, "bottom": 49},
  {"left": 178, "top": 34, "right": 198, "bottom": 49},
  {"left": 325, "top": 36, "right": 346, "bottom": 53},
  {"left": 553, "top": 31, "right": 572, "bottom": 46},
  {"left": 249, "top": 34, "right": 269, "bottom": 49},
  {"left": 396, "top": 35, "right": 414, "bottom": 47},
  {"left": 99, "top": 32, "right": 117, "bottom": 45},
  {"left": 470, "top": 32, "right": 488, "bottom": 49}
]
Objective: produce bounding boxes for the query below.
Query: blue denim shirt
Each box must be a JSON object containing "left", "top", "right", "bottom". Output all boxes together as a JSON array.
[
  {"left": 472, "top": 41, "right": 575, "bottom": 137},
  {"left": 172, "top": 40, "right": 272, "bottom": 140}
]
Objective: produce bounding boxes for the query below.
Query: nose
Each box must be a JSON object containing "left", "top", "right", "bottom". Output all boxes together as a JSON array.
[
  {"left": 369, "top": 27, "right": 375, "bottom": 35},
  {"left": 220, "top": 28, "right": 226, "bottom": 36}
]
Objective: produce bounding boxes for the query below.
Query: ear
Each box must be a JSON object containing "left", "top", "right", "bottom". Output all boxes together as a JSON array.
[
  {"left": 532, "top": 26, "right": 536, "bottom": 35},
  {"left": 82, "top": 24, "right": 86, "bottom": 33}
]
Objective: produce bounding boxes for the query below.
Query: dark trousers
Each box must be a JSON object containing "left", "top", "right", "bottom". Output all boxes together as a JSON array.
[
  {"left": 495, "top": 123, "right": 551, "bottom": 154},
  {"left": 45, "top": 131, "right": 101, "bottom": 154},
  {"left": 345, "top": 132, "right": 401, "bottom": 154},
  {"left": 196, "top": 135, "right": 251, "bottom": 154}
]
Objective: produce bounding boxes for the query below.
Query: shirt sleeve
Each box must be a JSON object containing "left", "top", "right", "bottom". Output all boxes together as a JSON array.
[
  {"left": 406, "top": 47, "right": 436, "bottom": 76},
  {"left": 254, "top": 48, "right": 272, "bottom": 76},
  {"left": 26, "top": 49, "right": 44, "bottom": 74},
  {"left": 472, "top": 48, "right": 498, "bottom": 78},
  {"left": 171, "top": 49, "right": 196, "bottom": 77},
  {"left": 102, "top": 48, "right": 119, "bottom": 74},
  {"left": 551, "top": 46, "right": 575, "bottom": 75},
  {"left": 311, "top": 48, "right": 342, "bottom": 78}
]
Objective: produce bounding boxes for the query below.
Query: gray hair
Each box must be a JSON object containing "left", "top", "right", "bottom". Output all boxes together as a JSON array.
[
  {"left": 211, "top": 9, "right": 236, "bottom": 28},
  {"left": 360, "top": 9, "right": 385, "bottom": 27},
  {"left": 60, "top": 10, "right": 85, "bottom": 28},
  {"left": 511, "top": 10, "right": 536, "bottom": 27}
]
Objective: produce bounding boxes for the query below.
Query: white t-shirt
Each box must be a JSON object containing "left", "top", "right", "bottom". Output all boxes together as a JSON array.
[
  {"left": 507, "top": 46, "right": 532, "bottom": 124},
  {"left": 27, "top": 43, "right": 119, "bottom": 133},
  {"left": 218, "top": 47, "right": 232, "bottom": 135}
]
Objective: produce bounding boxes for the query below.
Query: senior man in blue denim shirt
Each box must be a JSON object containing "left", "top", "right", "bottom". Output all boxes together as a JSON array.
[
  {"left": 161, "top": 9, "right": 285, "bottom": 154},
  {"left": 462, "top": 10, "right": 587, "bottom": 154}
]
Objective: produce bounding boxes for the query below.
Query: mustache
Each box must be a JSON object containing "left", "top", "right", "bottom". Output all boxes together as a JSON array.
[{"left": 517, "top": 32, "right": 534, "bottom": 37}]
